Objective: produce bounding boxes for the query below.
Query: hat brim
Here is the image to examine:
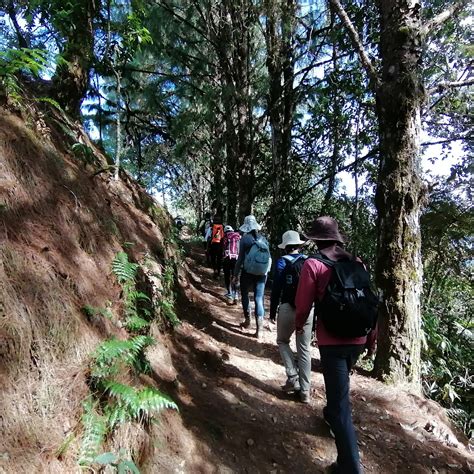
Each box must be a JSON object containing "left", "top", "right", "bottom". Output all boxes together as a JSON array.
[
  {"left": 303, "top": 232, "right": 344, "bottom": 243},
  {"left": 239, "top": 223, "right": 261, "bottom": 233},
  {"left": 277, "top": 238, "right": 306, "bottom": 249}
]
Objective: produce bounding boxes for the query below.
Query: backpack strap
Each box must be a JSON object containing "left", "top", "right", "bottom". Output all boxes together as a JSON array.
[
  {"left": 310, "top": 252, "right": 335, "bottom": 268},
  {"left": 282, "top": 254, "right": 307, "bottom": 265}
]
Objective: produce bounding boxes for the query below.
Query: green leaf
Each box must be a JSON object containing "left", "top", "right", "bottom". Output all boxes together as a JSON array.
[
  {"left": 94, "top": 452, "right": 119, "bottom": 464},
  {"left": 118, "top": 459, "right": 141, "bottom": 474}
]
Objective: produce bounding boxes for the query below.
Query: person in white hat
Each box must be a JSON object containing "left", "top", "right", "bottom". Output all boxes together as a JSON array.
[
  {"left": 233, "top": 215, "right": 271, "bottom": 339},
  {"left": 269, "top": 230, "right": 313, "bottom": 402}
]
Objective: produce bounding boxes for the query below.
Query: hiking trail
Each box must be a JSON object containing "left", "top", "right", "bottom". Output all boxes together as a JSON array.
[{"left": 149, "top": 240, "right": 473, "bottom": 474}]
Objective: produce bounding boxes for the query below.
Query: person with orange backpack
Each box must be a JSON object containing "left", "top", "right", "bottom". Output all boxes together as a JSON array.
[
  {"left": 209, "top": 216, "right": 224, "bottom": 278},
  {"left": 222, "top": 225, "right": 241, "bottom": 304}
]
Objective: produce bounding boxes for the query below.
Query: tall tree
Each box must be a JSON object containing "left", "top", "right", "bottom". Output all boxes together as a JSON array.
[{"left": 329, "top": 0, "right": 425, "bottom": 386}]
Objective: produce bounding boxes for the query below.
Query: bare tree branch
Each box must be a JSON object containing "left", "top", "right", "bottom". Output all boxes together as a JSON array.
[
  {"left": 422, "top": 0, "right": 469, "bottom": 36},
  {"left": 328, "top": 0, "right": 380, "bottom": 90},
  {"left": 428, "top": 79, "right": 474, "bottom": 95}
]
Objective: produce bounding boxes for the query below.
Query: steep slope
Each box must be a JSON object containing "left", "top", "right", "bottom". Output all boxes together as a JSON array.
[{"left": 0, "top": 101, "right": 186, "bottom": 472}]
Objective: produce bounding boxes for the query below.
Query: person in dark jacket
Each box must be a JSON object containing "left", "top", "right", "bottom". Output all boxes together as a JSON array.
[{"left": 295, "top": 216, "right": 376, "bottom": 474}]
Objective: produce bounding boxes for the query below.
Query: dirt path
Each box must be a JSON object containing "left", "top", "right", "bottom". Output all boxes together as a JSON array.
[{"left": 156, "top": 243, "right": 473, "bottom": 474}]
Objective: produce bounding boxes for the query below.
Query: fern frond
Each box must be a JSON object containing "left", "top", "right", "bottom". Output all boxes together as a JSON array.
[
  {"left": 125, "top": 315, "right": 150, "bottom": 332},
  {"left": 78, "top": 398, "right": 108, "bottom": 466},
  {"left": 91, "top": 336, "right": 154, "bottom": 379},
  {"left": 112, "top": 252, "right": 138, "bottom": 284},
  {"left": 103, "top": 381, "right": 178, "bottom": 427},
  {"left": 127, "top": 290, "right": 150, "bottom": 303}
]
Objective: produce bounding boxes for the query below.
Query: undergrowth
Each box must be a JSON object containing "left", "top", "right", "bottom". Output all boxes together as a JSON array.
[{"left": 76, "top": 250, "right": 180, "bottom": 470}]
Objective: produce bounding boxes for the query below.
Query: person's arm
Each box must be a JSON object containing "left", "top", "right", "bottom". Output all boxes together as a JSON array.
[
  {"left": 270, "top": 257, "right": 286, "bottom": 321},
  {"left": 234, "top": 235, "right": 248, "bottom": 277},
  {"left": 365, "top": 322, "right": 378, "bottom": 356},
  {"left": 295, "top": 260, "right": 319, "bottom": 332}
]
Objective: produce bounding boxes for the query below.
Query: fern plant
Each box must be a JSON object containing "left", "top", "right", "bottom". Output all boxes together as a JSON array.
[
  {"left": 0, "top": 48, "right": 49, "bottom": 101},
  {"left": 90, "top": 336, "right": 154, "bottom": 380},
  {"left": 112, "top": 252, "right": 152, "bottom": 332},
  {"left": 104, "top": 381, "right": 178, "bottom": 428},
  {"left": 78, "top": 398, "right": 108, "bottom": 466},
  {"left": 112, "top": 252, "right": 139, "bottom": 284}
]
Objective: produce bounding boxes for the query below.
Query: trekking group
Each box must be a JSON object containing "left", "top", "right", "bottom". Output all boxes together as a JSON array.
[{"left": 198, "top": 213, "right": 378, "bottom": 474}]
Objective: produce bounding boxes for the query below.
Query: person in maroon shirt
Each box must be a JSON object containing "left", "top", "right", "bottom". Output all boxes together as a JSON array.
[{"left": 295, "top": 216, "right": 376, "bottom": 474}]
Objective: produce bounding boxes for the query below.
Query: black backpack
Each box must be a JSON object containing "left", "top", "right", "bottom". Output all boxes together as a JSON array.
[
  {"left": 281, "top": 255, "right": 308, "bottom": 307},
  {"left": 313, "top": 253, "right": 378, "bottom": 338}
]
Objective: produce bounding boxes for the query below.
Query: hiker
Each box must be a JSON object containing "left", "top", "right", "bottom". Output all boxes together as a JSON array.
[
  {"left": 295, "top": 216, "right": 377, "bottom": 474},
  {"left": 222, "top": 225, "right": 241, "bottom": 304},
  {"left": 209, "top": 216, "right": 224, "bottom": 278},
  {"left": 199, "top": 212, "right": 213, "bottom": 265},
  {"left": 269, "top": 230, "right": 313, "bottom": 403},
  {"left": 233, "top": 215, "right": 272, "bottom": 339},
  {"left": 174, "top": 215, "right": 185, "bottom": 230},
  {"left": 198, "top": 212, "right": 212, "bottom": 238}
]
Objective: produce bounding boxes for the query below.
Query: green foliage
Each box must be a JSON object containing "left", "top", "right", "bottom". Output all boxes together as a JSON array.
[
  {"left": 421, "top": 192, "right": 473, "bottom": 435},
  {"left": 0, "top": 48, "right": 49, "bottom": 101},
  {"left": 78, "top": 398, "right": 108, "bottom": 466},
  {"left": 104, "top": 381, "right": 178, "bottom": 427},
  {"left": 112, "top": 252, "right": 139, "bottom": 285},
  {"left": 82, "top": 304, "right": 113, "bottom": 320},
  {"left": 71, "top": 142, "right": 96, "bottom": 165},
  {"left": 112, "top": 251, "right": 152, "bottom": 331},
  {"left": 94, "top": 451, "right": 140, "bottom": 474},
  {"left": 90, "top": 335, "right": 154, "bottom": 380}
]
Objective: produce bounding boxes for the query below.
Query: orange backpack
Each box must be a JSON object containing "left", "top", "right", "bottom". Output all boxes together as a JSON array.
[{"left": 211, "top": 224, "right": 224, "bottom": 243}]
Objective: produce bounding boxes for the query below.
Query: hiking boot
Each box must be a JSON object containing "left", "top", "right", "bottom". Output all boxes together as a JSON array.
[
  {"left": 255, "top": 316, "right": 263, "bottom": 340},
  {"left": 299, "top": 391, "right": 310, "bottom": 404},
  {"left": 240, "top": 314, "right": 251, "bottom": 328},
  {"left": 281, "top": 377, "right": 300, "bottom": 393}
]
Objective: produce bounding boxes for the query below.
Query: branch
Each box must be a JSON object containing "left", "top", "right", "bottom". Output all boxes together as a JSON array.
[
  {"left": 289, "top": 147, "right": 380, "bottom": 206},
  {"left": 328, "top": 0, "right": 380, "bottom": 90},
  {"left": 422, "top": 0, "right": 469, "bottom": 36},
  {"left": 421, "top": 135, "right": 471, "bottom": 147},
  {"left": 428, "top": 79, "right": 474, "bottom": 95}
]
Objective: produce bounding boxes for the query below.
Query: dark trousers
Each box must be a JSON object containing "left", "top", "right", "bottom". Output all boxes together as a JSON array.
[
  {"left": 223, "top": 257, "right": 237, "bottom": 293},
  {"left": 320, "top": 344, "right": 365, "bottom": 474},
  {"left": 209, "top": 242, "right": 223, "bottom": 274}
]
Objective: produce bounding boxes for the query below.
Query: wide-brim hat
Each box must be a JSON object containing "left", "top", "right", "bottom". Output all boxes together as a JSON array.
[
  {"left": 304, "top": 216, "right": 345, "bottom": 244},
  {"left": 239, "top": 215, "right": 261, "bottom": 233},
  {"left": 278, "top": 230, "right": 306, "bottom": 249}
]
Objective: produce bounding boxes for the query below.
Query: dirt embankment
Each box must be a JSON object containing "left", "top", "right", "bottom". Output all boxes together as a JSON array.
[{"left": 0, "top": 102, "right": 180, "bottom": 472}]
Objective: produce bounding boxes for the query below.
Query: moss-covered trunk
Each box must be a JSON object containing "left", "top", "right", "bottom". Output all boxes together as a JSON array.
[
  {"left": 373, "top": 0, "right": 425, "bottom": 389},
  {"left": 51, "top": 0, "right": 96, "bottom": 115}
]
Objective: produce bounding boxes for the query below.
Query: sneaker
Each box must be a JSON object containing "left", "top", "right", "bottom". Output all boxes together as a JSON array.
[
  {"left": 299, "top": 391, "right": 310, "bottom": 404},
  {"left": 281, "top": 377, "right": 300, "bottom": 393}
]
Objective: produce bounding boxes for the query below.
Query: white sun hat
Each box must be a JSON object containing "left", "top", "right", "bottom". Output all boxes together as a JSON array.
[
  {"left": 278, "top": 230, "right": 306, "bottom": 249},
  {"left": 239, "top": 215, "right": 262, "bottom": 233},
  {"left": 224, "top": 225, "right": 234, "bottom": 232}
]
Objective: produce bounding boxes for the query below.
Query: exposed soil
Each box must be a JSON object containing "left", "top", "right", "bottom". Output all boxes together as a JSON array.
[{"left": 149, "top": 241, "right": 473, "bottom": 474}]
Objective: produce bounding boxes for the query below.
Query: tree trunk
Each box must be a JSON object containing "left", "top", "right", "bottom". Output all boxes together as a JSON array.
[
  {"left": 373, "top": 0, "right": 425, "bottom": 389},
  {"left": 264, "top": 0, "right": 296, "bottom": 244},
  {"left": 51, "top": 0, "right": 97, "bottom": 115},
  {"left": 114, "top": 69, "right": 122, "bottom": 181}
]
